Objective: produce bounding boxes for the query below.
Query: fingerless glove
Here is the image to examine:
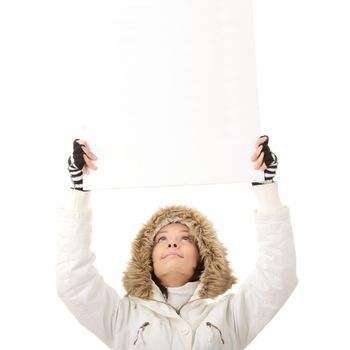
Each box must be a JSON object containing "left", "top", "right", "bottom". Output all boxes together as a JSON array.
[
  {"left": 251, "top": 135, "right": 279, "bottom": 186},
  {"left": 67, "top": 139, "right": 89, "bottom": 192}
]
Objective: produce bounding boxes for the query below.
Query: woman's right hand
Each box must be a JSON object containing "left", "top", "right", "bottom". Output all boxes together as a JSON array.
[{"left": 67, "top": 139, "right": 98, "bottom": 191}]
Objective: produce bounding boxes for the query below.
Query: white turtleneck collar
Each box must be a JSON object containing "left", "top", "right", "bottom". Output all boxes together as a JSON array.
[{"left": 165, "top": 280, "right": 200, "bottom": 309}]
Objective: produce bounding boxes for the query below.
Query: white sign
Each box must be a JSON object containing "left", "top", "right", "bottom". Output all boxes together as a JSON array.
[{"left": 69, "top": 0, "right": 263, "bottom": 189}]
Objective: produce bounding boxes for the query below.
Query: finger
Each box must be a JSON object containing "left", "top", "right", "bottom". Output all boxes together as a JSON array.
[
  {"left": 76, "top": 140, "right": 97, "bottom": 158},
  {"left": 82, "top": 165, "right": 89, "bottom": 174},
  {"left": 75, "top": 140, "right": 97, "bottom": 160},
  {"left": 255, "top": 135, "right": 268, "bottom": 149},
  {"left": 255, "top": 136, "right": 268, "bottom": 149},
  {"left": 81, "top": 145, "right": 97, "bottom": 160},
  {"left": 75, "top": 139, "right": 88, "bottom": 147},
  {"left": 83, "top": 154, "right": 97, "bottom": 169},
  {"left": 254, "top": 151, "right": 265, "bottom": 169},
  {"left": 258, "top": 162, "right": 267, "bottom": 171},
  {"left": 83, "top": 154, "right": 98, "bottom": 170},
  {"left": 251, "top": 144, "right": 263, "bottom": 161}
]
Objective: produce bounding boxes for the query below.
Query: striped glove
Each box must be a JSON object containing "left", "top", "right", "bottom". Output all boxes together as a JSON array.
[
  {"left": 251, "top": 135, "right": 279, "bottom": 186},
  {"left": 67, "top": 139, "right": 89, "bottom": 192}
]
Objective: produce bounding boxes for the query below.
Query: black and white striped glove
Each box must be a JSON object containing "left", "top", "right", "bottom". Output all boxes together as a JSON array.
[
  {"left": 67, "top": 139, "right": 88, "bottom": 192},
  {"left": 251, "top": 135, "right": 279, "bottom": 186}
]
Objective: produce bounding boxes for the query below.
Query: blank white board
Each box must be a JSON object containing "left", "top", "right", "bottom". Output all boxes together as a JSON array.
[{"left": 68, "top": 0, "right": 264, "bottom": 189}]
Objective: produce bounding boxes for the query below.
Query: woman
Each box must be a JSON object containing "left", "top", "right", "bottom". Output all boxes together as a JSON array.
[{"left": 56, "top": 135, "right": 298, "bottom": 349}]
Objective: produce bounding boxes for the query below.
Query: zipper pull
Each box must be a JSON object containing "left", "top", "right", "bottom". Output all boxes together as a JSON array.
[
  {"left": 133, "top": 322, "right": 150, "bottom": 346},
  {"left": 206, "top": 322, "right": 225, "bottom": 344}
]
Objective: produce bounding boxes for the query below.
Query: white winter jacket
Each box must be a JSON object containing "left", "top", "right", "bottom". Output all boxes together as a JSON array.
[{"left": 56, "top": 182, "right": 298, "bottom": 349}]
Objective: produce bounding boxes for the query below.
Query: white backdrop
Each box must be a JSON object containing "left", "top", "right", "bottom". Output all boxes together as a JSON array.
[{"left": 0, "top": 0, "right": 349, "bottom": 349}]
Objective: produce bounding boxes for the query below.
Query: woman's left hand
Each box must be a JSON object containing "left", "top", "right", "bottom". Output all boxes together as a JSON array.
[{"left": 250, "top": 135, "right": 279, "bottom": 186}]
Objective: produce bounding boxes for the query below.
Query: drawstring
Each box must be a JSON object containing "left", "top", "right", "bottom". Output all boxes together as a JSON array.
[
  {"left": 206, "top": 322, "right": 225, "bottom": 344},
  {"left": 133, "top": 322, "right": 150, "bottom": 346}
]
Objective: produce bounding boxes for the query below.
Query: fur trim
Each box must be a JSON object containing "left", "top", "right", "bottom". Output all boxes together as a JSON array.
[{"left": 122, "top": 204, "right": 237, "bottom": 299}]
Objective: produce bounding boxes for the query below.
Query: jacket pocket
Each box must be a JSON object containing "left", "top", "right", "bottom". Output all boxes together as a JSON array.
[
  {"left": 206, "top": 321, "right": 225, "bottom": 346},
  {"left": 133, "top": 321, "right": 150, "bottom": 347}
]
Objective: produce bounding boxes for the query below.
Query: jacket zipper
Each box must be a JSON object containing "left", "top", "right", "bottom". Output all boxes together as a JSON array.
[
  {"left": 206, "top": 322, "right": 225, "bottom": 344},
  {"left": 133, "top": 321, "right": 150, "bottom": 346},
  {"left": 132, "top": 297, "right": 199, "bottom": 345},
  {"left": 146, "top": 296, "right": 202, "bottom": 316}
]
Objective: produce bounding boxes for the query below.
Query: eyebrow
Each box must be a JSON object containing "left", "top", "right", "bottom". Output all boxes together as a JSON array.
[{"left": 159, "top": 229, "right": 189, "bottom": 233}]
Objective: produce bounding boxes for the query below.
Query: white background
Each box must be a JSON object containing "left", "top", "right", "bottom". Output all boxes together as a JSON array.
[{"left": 0, "top": 0, "right": 349, "bottom": 349}]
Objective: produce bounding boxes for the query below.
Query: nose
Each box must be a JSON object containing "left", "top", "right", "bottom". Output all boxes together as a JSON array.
[{"left": 168, "top": 242, "right": 178, "bottom": 248}]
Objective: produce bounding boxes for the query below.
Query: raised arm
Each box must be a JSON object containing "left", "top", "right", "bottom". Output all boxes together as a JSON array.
[
  {"left": 228, "top": 136, "right": 299, "bottom": 349},
  {"left": 56, "top": 139, "right": 121, "bottom": 349}
]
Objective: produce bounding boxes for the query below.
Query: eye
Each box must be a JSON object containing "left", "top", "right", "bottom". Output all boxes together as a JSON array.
[{"left": 156, "top": 235, "right": 192, "bottom": 244}]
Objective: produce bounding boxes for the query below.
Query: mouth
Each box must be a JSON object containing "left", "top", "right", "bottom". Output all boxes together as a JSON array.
[{"left": 163, "top": 253, "right": 183, "bottom": 259}]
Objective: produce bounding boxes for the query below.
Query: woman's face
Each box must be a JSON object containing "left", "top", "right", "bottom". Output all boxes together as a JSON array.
[{"left": 152, "top": 223, "right": 200, "bottom": 287}]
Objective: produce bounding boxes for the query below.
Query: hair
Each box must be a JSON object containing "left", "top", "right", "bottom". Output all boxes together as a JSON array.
[{"left": 151, "top": 256, "right": 205, "bottom": 300}]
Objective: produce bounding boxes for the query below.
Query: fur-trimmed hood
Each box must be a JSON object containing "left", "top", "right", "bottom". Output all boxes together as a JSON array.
[{"left": 122, "top": 205, "right": 237, "bottom": 300}]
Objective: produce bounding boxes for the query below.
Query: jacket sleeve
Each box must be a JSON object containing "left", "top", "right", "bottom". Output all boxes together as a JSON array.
[
  {"left": 56, "top": 190, "right": 121, "bottom": 349},
  {"left": 229, "top": 183, "right": 299, "bottom": 349}
]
